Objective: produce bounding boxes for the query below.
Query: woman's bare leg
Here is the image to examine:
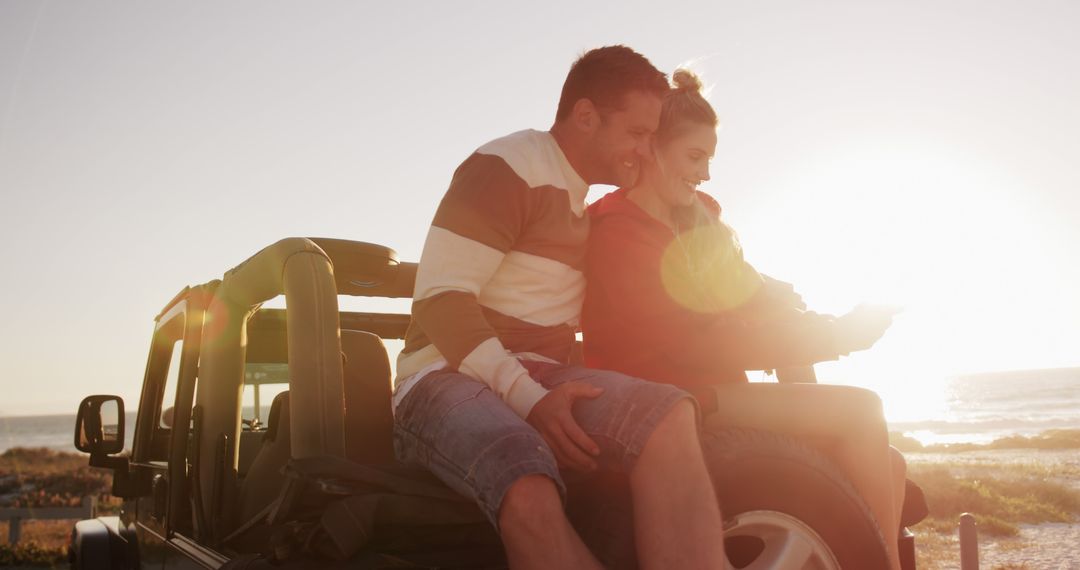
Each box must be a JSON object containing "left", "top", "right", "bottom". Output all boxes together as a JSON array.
[
  {"left": 890, "top": 445, "right": 908, "bottom": 525},
  {"left": 705, "top": 383, "right": 903, "bottom": 570}
]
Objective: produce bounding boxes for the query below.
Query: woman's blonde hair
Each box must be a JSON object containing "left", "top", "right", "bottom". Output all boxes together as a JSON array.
[
  {"left": 659, "top": 69, "right": 764, "bottom": 312},
  {"left": 664, "top": 69, "right": 720, "bottom": 231},
  {"left": 656, "top": 69, "right": 718, "bottom": 146}
]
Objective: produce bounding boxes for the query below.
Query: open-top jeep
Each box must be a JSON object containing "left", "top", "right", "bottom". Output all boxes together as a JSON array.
[{"left": 72, "top": 237, "right": 919, "bottom": 569}]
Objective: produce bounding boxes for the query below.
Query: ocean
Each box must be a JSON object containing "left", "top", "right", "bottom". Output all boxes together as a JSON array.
[
  {"left": 1, "top": 411, "right": 138, "bottom": 455},
  {"left": 3, "top": 367, "right": 1079, "bottom": 454},
  {"left": 888, "top": 366, "right": 1080, "bottom": 445}
]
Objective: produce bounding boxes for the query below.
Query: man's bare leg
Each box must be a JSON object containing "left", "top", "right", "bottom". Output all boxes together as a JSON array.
[
  {"left": 630, "top": 400, "right": 727, "bottom": 569},
  {"left": 498, "top": 474, "right": 603, "bottom": 570}
]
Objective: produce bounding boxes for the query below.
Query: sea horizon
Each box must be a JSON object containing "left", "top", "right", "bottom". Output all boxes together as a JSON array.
[{"left": 4, "top": 365, "right": 1080, "bottom": 453}]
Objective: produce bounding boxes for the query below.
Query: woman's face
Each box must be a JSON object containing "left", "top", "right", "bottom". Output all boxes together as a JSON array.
[{"left": 652, "top": 122, "right": 717, "bottom": 209}]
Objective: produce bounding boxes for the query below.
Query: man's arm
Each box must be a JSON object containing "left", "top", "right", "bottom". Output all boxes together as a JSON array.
[
  {"left": 411, "top": 152, "right": 602, "bottom": 470},
  {"left": 409, "top": 153, "right": 548, "bottom": 418}
]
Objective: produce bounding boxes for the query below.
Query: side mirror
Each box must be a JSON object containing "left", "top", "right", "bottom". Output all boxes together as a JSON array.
[{"left": 75, "top": 395, "right": 125, "bottom": 454}]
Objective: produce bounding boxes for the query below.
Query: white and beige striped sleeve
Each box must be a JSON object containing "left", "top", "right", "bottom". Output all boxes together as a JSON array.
[{"left": 409, "top": 153, "right": 548, "bottom": 418}]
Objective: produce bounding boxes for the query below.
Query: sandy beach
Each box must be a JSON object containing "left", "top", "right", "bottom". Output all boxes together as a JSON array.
[{"left": 915, "top": 516, "right": 1080, "bottom": 570}]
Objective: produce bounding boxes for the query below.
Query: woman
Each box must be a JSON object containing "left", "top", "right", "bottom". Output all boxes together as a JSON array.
[{"left": 582, "top": 69, "right": 907, "bottom": 570}]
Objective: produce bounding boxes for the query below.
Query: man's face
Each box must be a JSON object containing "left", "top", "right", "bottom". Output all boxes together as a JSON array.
[{"left": 586, "top": 91, "right": 663, "bottom": 187}]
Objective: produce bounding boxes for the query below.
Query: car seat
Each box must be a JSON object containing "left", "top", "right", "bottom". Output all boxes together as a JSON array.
[{"left": 341, "top": 329, "right": 395, "bottom": 464}]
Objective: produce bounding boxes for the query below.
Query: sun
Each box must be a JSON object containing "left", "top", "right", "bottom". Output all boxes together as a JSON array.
[{"left": 733, "top": 139, "right": 1057, "bottom": 424}]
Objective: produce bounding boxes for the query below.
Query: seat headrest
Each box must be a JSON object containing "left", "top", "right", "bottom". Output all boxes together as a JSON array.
[
  {"left": 341, "top": 330, "right": 394, "bottom": 464},
  {"left": 342, "top": 330, "right": 391, "bottom": 371},
  {"left": 265, "top": 391, "right": 290, "bottom": 442}
]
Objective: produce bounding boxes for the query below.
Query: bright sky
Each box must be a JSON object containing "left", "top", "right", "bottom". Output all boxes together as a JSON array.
[{"left": 1, "top": 1, "right": 1077, "bottom": 421}]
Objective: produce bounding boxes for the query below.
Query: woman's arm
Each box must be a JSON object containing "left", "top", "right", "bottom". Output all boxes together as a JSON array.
[{"left": 585, "top": 217, "right": 841, "bottom": 374}]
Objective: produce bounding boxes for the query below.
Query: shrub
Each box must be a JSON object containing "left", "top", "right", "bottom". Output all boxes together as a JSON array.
[
  {"left": 0, "top": 448, "right": 113, "bottom": 511},
  {"left": 909, "top": 463, "right": 1080, "bottom": 537},
  {"left": 0, "top": 541, "right": 68, "bottom": 566}
]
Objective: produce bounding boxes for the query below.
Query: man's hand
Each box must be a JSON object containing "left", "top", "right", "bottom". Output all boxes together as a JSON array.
[
  {"left": 526, "top": 382, "right": 604, "bottom": 472},
  {"left": 834, "top": 304, "right": 901, "bottom": 355}
]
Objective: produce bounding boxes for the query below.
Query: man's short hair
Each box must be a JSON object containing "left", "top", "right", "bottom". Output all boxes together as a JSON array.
[{"left": 555, "top": 45, "right": 669, "bottom": 121}]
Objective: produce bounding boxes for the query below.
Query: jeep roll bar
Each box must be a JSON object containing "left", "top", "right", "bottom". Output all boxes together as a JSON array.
[{"left": 193, "top": 237, "right": 414, "bottom": 540}]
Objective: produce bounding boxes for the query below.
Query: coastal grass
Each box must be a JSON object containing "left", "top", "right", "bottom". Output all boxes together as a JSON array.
[
  {"left": 0, "top": 447, "right": 89, "bottom": 475},
  {"left": 890, "top": 428, "right": 1080, "bottom": 454},
  {"left": 888, "top": 430, "right": 1080, "bottom": 568},
  {"left": 902, "top": 439, "right": 1080, "bottom": 569},
  {"left": 0, "top": 448, "right": 115, "bottom": 510},
  {"left": 1, "top": 447, "right": 115, "bottom": 564},
  {"left": 908, "top": 462, "right": 1080, "bottom": 537},
  {"left": 892, "top": 429, "right": 1080, "bottom": 533},
  {"left": 0, "top": 540, "right": 68, "bottom": 566}
]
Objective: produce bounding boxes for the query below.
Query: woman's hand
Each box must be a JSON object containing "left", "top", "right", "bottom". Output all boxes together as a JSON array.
[
  {"left": 834, "top": 304, "right": 902, "bottom": 354},
  {"left": 526, "top": 382, "right": 604, "bottom": 472}
]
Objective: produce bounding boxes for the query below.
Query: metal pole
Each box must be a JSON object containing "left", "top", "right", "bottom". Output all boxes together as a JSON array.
[
  {"left": 253, "top": 383, "right": 261, "bottom": 424},
  {"left": 959, "top": 512, "right": 979, "bottom": 570},
  {"left": 8, "top": 516, "right": 20, "bottom": 545}
]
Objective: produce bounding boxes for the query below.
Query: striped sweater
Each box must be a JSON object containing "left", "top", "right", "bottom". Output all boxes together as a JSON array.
[{"left": 395, "top": 130, "right": 588, "bottom": 418}]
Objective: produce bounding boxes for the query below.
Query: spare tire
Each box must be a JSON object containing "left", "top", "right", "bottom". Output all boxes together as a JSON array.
[{"left": 703, "top": 428, "right": 890, "bottom": 569}]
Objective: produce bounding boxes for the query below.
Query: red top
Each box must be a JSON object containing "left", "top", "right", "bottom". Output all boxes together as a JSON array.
[{"left": 582, "top": 188, "right": 840, "bottom": 391}]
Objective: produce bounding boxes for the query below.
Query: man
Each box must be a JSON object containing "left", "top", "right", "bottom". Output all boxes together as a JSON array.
[{"left": 393, "top": 46, "right": 726, "bottom": 569}]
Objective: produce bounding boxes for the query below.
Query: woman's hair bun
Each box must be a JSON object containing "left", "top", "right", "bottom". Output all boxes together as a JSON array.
[
  {"left": 657, "top": 66, "right": 717, "bottom": 138},
  {"left": 672, "top": 68, "right": 703, "bottom": 93}
]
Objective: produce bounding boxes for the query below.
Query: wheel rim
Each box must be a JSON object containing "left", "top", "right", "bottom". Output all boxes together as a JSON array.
[{"left": 723, "top": 510, "right": 841, "bottom": 570}]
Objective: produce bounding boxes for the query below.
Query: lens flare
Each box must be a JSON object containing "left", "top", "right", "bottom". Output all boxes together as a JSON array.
[{"left": 660, "top": 222, "right": 762, "bottom": 313}]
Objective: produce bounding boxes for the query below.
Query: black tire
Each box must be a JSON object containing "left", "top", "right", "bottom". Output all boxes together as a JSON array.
[{"left": 703, "top": 428, "right": 890, "bottom": 569}]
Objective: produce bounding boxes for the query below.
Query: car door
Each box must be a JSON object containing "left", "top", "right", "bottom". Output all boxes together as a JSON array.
[
  {"left": 130, "top": 300, "right": 187, "bottom": 569},
  {"left": 161, "top": 288, "right": 230, "bottom": 569}
]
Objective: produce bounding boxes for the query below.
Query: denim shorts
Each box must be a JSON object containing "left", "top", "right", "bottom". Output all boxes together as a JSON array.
[{"left": 392, "top": 361, "right": 693, "bottom": 528}]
